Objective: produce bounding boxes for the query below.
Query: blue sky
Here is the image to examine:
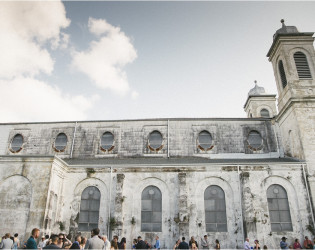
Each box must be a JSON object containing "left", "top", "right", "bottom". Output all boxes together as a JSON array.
[{"left": 1, "top": 1, "right": 315, "bottom": 122}]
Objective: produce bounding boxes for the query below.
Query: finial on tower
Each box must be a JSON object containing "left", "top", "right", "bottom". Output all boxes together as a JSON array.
[
  {"left": 281, "top": 19, "right": 285, "bottom": 27},
  {"left": 254, "top": 80, "right": 257, "bottom": 86}
]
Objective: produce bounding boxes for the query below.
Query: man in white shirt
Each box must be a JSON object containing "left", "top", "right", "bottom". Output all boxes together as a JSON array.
[
  {"left": 38, "top": 236, "right": 46, "bottom": 249},
  {"left": 0, "top": 233, "right": 14, "bottom": 250},
  {"left": 102, "top": 235, "right": 111, "bottom": 250},
  {"left": 244, "top": 238, "right": 251, "bottom": 250}
]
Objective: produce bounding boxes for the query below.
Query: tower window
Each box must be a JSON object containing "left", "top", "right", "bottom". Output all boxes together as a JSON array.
[
  {"left": 100, "top": 132, "right": 114, "bottom": 151},
  {"left": 78, "top": 186, "right": 101, "bottom": 231},
  {"left": 54, "top": 133, "right": 67, "bottom": 152},
  {"left": 294, "top": 52, "right": 312, "bottom": 79},
  {"left": 278, "top": 60, "right": 287, "bottom": 89},
  {"left": 260, "top": 109, "right": 270, "bottom": 118},
  {"left": 10, "top": 134, "right": 23, "bottom": 153},
  {"left": 267, "top": 184, "right": 292, "bottom": 232}
]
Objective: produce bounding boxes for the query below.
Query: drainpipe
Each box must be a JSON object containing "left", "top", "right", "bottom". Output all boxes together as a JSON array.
[
  {"left": 237, "top": 165, "right": 245, "bottom": 241},
  {"left": 302, "top": 164, "right": 315, "bottom": 228},
  {"left": 167, "top": 119, "right": 170, "bottom": 158},
  {"left": 70, "top": 122, "right": 77, "bottom": 158},
  {"left": 107, "top": 166, "right": 113, "bottom": 235}
]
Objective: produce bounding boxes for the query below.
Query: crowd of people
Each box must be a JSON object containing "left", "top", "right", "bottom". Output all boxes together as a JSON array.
[
  {"left": 0, "top": 229, "right": 220, "bottom": 250},
  {"left": 244, "top": 236, "right": 315, "bottom": 249},
  {"left": 2, "top": 228, "right": 315, "bottom": 249}
]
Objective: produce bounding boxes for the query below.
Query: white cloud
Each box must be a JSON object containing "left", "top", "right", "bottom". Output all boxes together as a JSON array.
[
  {"left": 0, "top": 1, "right": 70, "bottom": 79},
  {"left": 72, "top": 18, "right": 137, "bottom": 96},
  {"left": 0, "top": 77, "right": 99, "bottom": 122}
]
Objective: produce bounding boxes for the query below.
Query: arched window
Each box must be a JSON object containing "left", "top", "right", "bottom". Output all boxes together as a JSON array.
[
  {"left": 204, "top": 185, "right": 227, "bottom": 232},
  {"left": 141, "top": 186, "right": 162, "bottom": 232},
  {"left": 294, "top": 52, "right": 312, "bottom": 79},
  {"left": 278, "top": 60, "right": 288, "bottom": 89},
  {"left": 78, "top": 186, "right": 101, "bottom": 231},
  {"left": 260, "top": 109, "right": 270, "bottom": 118},
  {"left": 267, "top": 184, "right": 292, "bottom": 232}
]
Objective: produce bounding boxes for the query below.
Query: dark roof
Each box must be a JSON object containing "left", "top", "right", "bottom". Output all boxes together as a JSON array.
[{"left": 63, "top": 156, "right": 302, "bottom": 166}]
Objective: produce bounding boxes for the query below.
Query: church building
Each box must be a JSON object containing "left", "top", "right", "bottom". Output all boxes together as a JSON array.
[{"left": 1, "top": 20, "right": 315, "bottom": 249}]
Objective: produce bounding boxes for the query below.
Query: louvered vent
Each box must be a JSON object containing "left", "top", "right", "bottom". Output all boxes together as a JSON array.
[
  {"left": 294, "top": 52, "right": 312, "bottom": 79},
  {"left": 278, "top": 60, "right": 287, "bottom": 89}
]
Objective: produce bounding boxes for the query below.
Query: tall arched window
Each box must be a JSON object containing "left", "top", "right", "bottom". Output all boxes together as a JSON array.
[
  {"left": 278, "top": 60, "right": 288, "bottom": 89},
  {"left": 204, "top": 185, "right": 227, "bottom": 232},
  {"left": 78, "top": 186, "right": 101, "bottom": 231},
  {"left": 267, "top": 184, "right": 292, "bottom": 232},
  {"left": 141, "top": 186, "right": 162, "bottom": 232},
  {"left": 294, "top": 52, "right": 312, "bottom": 79},
  {"left": 260, "top": 109, "right": 270, "bottom": 118}
]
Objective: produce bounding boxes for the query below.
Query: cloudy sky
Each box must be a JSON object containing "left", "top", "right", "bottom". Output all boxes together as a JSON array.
[{"left": 1, "top": 1, "right": 315, "bottom": 123}]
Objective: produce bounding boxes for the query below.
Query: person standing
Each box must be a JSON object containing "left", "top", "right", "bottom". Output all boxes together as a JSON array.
[
  {"left": 254, "top": 240, "right": 260, "bottom": 250},
  {"left": 178, "top": 237, "right": 189, "bottom": 249},
  {"left": 135, "top": 236, "right": 146, "bottom": 249},
  {"left": 0, "top": 233, "right": 14, "bottom": 250},
  {"left": 102, "top": 235, "right": 111, "bottom": 250},
  {"left": 304, "top": 236, "right": 313, "bottom": 249},
  {"left": 189, "top": 237, "right": 198, "bottom": 249},
  {"left": 293, "top": 239, "right": 302, "bottom": 249},
  {"left": 43, "top": 235, "right": 60, "bottom": 249},
  {"left": 12, "top": 233, "right": 20, "bottom": 250},
  {"left": 84, "top": 228, "right": 104, "bottom": 249},
  {"left": 154, "top": 236, "right": 160, "bottom": 250},
  {"left": 244, "top": 238, "right": 251, "bottom": 250},
  {"left": 26, "top": 228, "right": 40, "bottom": 249},
  {"left": 280, "top": 237, "right": 289, "bottom": 249},
  {"left": 200, "top": 235, "right": 209, "bottom": 249},
  {"left": 214, "top": 240, "right": 220, "bottom": 250},
  {"left": 38, "top": 236, "right": 46, "bottom": 249},
  {"left": 70, "top": 235, "right": 81, "bottom": 249}
]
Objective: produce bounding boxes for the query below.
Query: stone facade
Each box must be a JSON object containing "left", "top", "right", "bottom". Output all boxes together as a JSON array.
[{"left": 1, "top": 21, "right": 315, "bottom": 249}]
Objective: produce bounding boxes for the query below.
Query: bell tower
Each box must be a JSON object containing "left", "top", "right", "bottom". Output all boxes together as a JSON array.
[
  {"left": 244, "top": 80, "right": 277, "bottom": 118},
  {"left": 267, "top": 19, "right": 315, "bottom": 192}
]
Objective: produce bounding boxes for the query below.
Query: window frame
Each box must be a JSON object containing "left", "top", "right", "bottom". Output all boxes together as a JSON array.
[
  {"left": 100, "top": 131, "right": 115, "bottom": 152},
  {"left": 267, "top": 184, "right": 293, "bottom": 232},
  {"left": 198, "top": 130, "right": 214, "bottom": 151},
  {"left": 148, "top": 130, "right": 164, "bottom": 152},
  {"left": 53, "top": 133, "right": 68, "bottom": 152},
  {"left": 204, "top": 185, "right": 227, "bottom": 232},
  {"left": 78, "top": 186, "right": 101, "bottom": 232},
  {"left": 247, "top": 130, "right": 263, "bottom": 151},
  {"left": 10, "top": 134, "right": 24, "bottom": 153},
  {"left": 293, "top": 51, "right": 312, "bottom": 79},
  {"left": 141, "top": 185, "right": 162, "bottom": 232}
]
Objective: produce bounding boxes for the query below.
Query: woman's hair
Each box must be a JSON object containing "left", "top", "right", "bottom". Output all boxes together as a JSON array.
[
  {"left": 133, "top": 239, "right": 137, "bottom": 244},
  {"left": 121, "top": 237, "right": 126, "bottom": 243},
  {"left": 295, "top": 239, "right": 298, "bottom": 242},
  {"left": 215, "top": 239, "right": 219, "bottom": 244},
  {"left": 14, "top": 233, "right": 18, "bottom": 237}
]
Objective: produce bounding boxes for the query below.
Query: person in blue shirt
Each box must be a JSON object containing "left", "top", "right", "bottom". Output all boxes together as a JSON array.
[
  {"left": 154, "top": 236, "right": 160, "bottom": 250},
  {"left": 280, "top": 236, "right": 289, "bottom": 249},
  {"left": 26, "top": 228, "right": 40, "bottom": 249}
]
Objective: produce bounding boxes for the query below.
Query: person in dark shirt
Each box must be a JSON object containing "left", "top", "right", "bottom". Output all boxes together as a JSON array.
[
  {"left": 44, "top": 235, "right": 60, "bottom": 249},
  {"left": 26, "top": 228, "right": 40, "bottom": 249},
  {"left": 178, "top": 237, "right": 189, "bottom": 249},
  {"left": 136, "top": 236, "right": 147, "bottom": 249}
]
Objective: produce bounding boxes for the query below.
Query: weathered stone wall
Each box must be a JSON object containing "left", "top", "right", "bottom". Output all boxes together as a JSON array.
[{"left": 0, "top": 119, "right": 280, "bottom": 159}]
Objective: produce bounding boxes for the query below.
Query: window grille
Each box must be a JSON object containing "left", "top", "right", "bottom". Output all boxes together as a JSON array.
[
  {"left": 78, "top": 186, "right": 101, "bottom": 231},
  {"left": 141, "top": 186, "right": 162, "bottom": 232},
  {"left": 267, "top": 184, "right": 292, "bottom": 232},
  {"left": 204, "top": 185, "right": 227, "bottom": 232},
  {"left": 101, "top": 132, "right": 114, "bottom": 150},
  {"left": 294, "top": 52, "right": 312, "bottom": 79},
  {"left": 260, "top": 109, "right": 270, "bottom": 118},
  {"left": 11, "top": 134, "right": 23, "bottom": 152},
  {"left": 149, "top": 131, "right": 163, "bottom": 149},
  {"left": 198, "top": 131, "right": 212, "bottom": 150},
  {"left": 278, "top": 60, "right": 288, "bottom": 89},
  {"left": 54, "top": 133, "right": 67, "bottom": 151},
  {"left": 248, "top": 131, "right": 262, "bottom": 149}
]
